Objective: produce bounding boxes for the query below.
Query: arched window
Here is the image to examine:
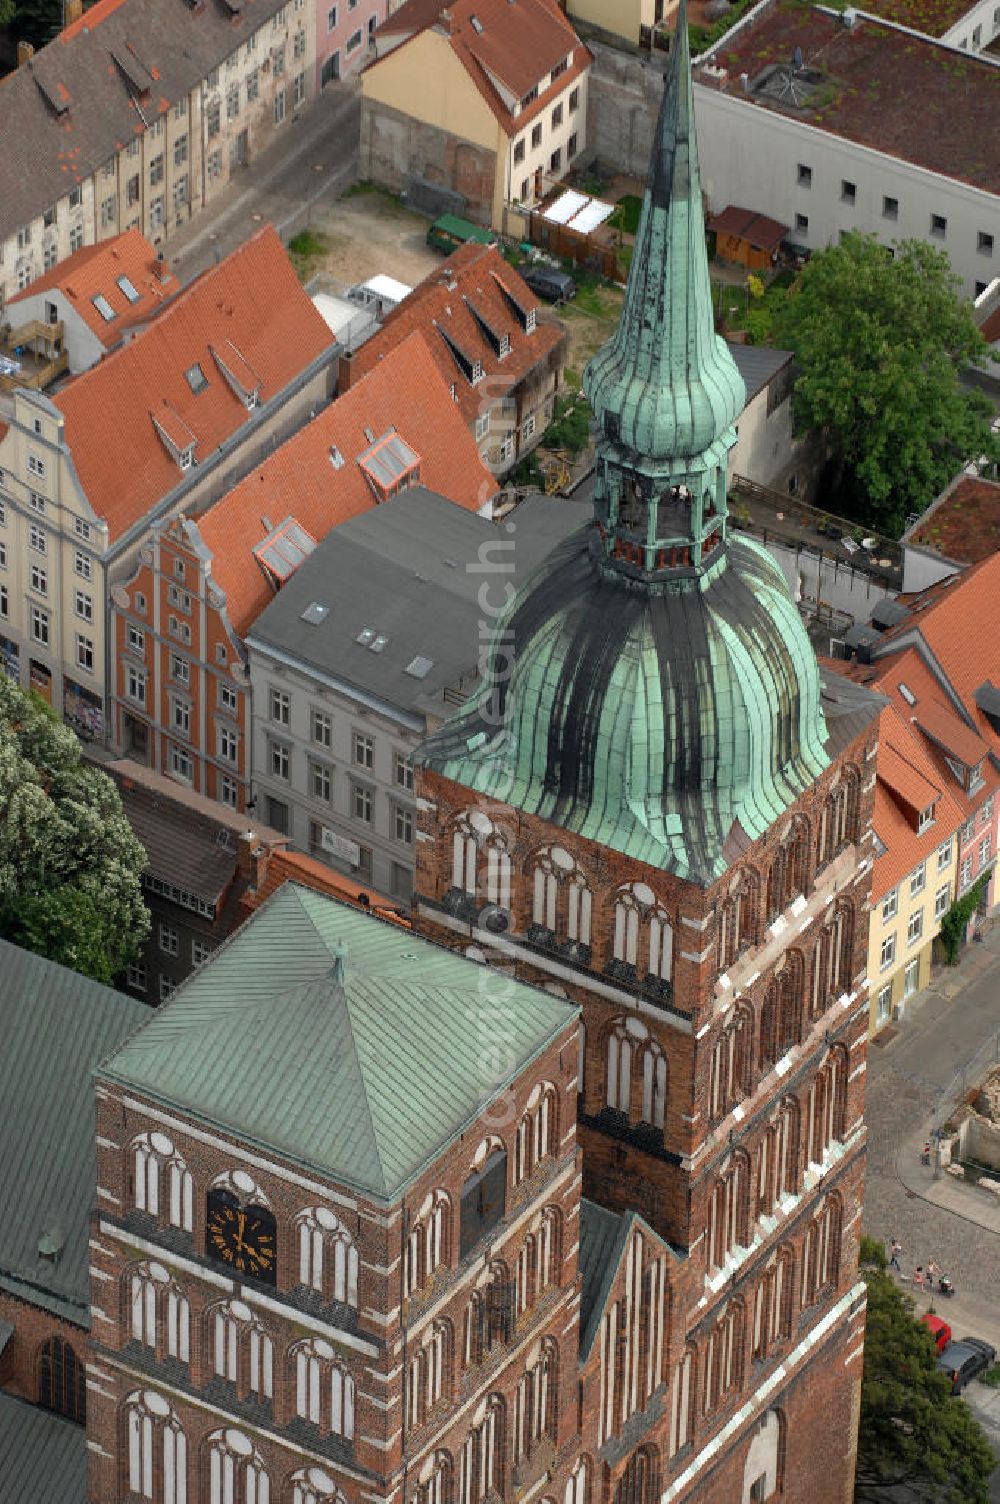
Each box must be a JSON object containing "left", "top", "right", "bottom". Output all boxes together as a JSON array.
[
  {"left": 668, "top": 1348, "right": 695, "bottom": 1458},
  {"left": 817, "top": 769, "right": 860, "bottom": 869},
  {"left": 513, "top": 1338, "right": 557, "bottom": 1461},
  {"left": 123, "top": 1390, "right": 187, "bottom": 1504},
  {"left": 606, "top": 1017, "right": 667, "bottom": 1128},
  {"left": 612, "top": 1445, "right": 658, "bottom": 1504},
  {"left": 131, "top": 1132, "right": 193, "bottom": 1232},
  {"left": 742, "top": 1409, "right": 785, "bottom": 1504},
  {"left": 801, "top": 1194, "right": 842, "bottom": 1309},
  {"left": 707, "top": 1153, "right": 749, "bottom": 1271},
  {"left": 538, "top": 1206, "right": 561, "bottom": 1293},
  {"left": 415, "top": 1453, "right": 453, "bottom": 1504},
  {"left": 530, "top": 846, "right": 592, "bottom": 950},
  {"left": 291, "top": 1468, "right": 343, "bottom": 1504},
  {"left": 37, "top": 1337, "right": 85, "bottom": 1424},
  {"left": 806, "top": 1047, "right": 847, "bottom": 1165},
  {"left": 752, "top": 1248, "right": 793, "bottom": 1360},
  {"left": 811, "top": 902, "right": 854, "bottom": 1018},
  {"left": 404, "top": 1191, "right": 450, "bottom": 1296},
  {"left": 600, "top": 1232, "right": 666, "bottom": 1444},
  {"left": 514, "top": 1083, "right": 558, "bottom": 1184},
  {"left": 458, "top": 1395, "right": 504, "bottom": 1504},
  {"left": 610, "top": 885, "right": 674, "bottom": 988},
  {"left": 753, "top": 1097, "right": 800, "bottom": 1221},
  {"left": 760, "top": 953, "right": 804, "bottom": 1072},
  {"left": 703, "top": 1301, "right": 744, "bottom": 1414},
  {"left": 464, "top": 1261, "right": 513, "bottom": 1365},
  {"left": 565, "top": 1457, "right": 590, "bottom": 1504},
  {"left": 296, "top": 1208, "right": 359, "bottom": 1307},
  {"left": 206, "top": 1427, "right": 268, "bottom": 1504},
  {"left": 709, "top": 1005, "right": 752, "bottom": 1120},
  {"left": 292, "top": 1339, "right": 355, "bottom": 1437},
  {"left": 207, "top": 1299, "right": 272, "bottom": 1401},
  {"left": 407, "top": 1320, "right": 451, "bottom": 1429},
  {"left": 717, "top": 876, "right": 759, "bottom": 972},
  {"left": 127, "top": 1261, "right": 190, "bottom": 1365},
  {"left": 766, "top": 817, "right": 811, "bottom": 923},
  {"left": 451, "top": 813, "right": 511, "bottom": 908}
]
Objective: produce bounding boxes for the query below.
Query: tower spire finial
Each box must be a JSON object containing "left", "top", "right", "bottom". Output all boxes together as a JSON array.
[{"left": 582, "top": 0, "right": 746, "bottom": 582}]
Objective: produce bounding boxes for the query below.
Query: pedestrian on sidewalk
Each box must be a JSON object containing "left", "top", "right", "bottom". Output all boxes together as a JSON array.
[
  {"left": 889, "top": 1238, "right": 902, "bottom": 1271},
  {"left": 913, "top": 1266, "right": 925, "bottom": 1291}
]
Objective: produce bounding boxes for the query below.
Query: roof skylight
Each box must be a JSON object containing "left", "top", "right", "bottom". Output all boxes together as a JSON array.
[
  {"left": 117, "top": 274, "right": 141, "bottom": 304},
  {"left": 185, "top": 363, "right": 208, "bottom": 394},
  {"left": 92, "top": 294, "right": 116, "bottom": 323}
]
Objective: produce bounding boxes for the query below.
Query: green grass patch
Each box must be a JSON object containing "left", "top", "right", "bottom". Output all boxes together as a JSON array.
[
  {"left": 610, "top": 194, "right": 643, "bottom": 237},
  {"left": 981, "top": 1365, "right": 1000, "bottom": 1388},
  {"left": 543, "top": 392, "right": 593, "bottom": 457},
  {"left": 288, "top": 230, "right": 328, "bottom": 259}
]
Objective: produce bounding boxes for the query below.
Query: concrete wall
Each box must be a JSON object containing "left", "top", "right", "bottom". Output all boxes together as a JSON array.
[
  {"left": 756, "top": 535, "right": 897, "bottom": 630},
  {"left": 585, "top": 39, "right": 664, "bottom": 179},
  {"left": 692, "top": 82, "right": 1000, "bottom": 302},
  {"left": 959, "top": 1112, "right": 1000, "bottom": 1169},
  {"left": 900, "top": 544, "right": 960, "bottom": 595}
]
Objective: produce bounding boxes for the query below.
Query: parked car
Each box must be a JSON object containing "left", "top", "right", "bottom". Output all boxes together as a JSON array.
[
  {"left": 921, "top": 1314, "right": 952, "bottom": 1353},
  {"left": 937, "top": 1338, "right": 996, "bottom": 1393},
  {"left": 519, "top": 264, "right": 577, "bottom": 303}
]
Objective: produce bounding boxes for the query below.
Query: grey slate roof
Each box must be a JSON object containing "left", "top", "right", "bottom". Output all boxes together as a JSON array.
[
  {"left": 246, "top": 487, "right": 586, "bottom": 726},
  {"left": 0, "top": 940, "right": 146, "bottom": 1323},
  {"left": 727, "top": 342, "right": 793, "bottom": 405},
  {"left": 99, "top": 883, "right": 576, "bottom": 1202},
  {"left": 111, "top": 773, "right": 242, "bottom": 906},
  {"left": 0, "top": 0, "right": 288, "bottom": 241},
  {"left": 0, "top": 1394, "right": 87, "bottom": 1504},
  {"left": 819, "top": 663, "right": 886, "bottom": 762}
]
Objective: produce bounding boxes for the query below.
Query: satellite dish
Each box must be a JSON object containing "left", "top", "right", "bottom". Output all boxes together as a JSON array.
[{"left": 480, "top": 905, "right": 510, "bottom": 934}]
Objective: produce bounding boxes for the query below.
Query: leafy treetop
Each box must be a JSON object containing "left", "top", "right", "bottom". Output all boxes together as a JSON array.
[
  {"left": 0, "top": 675, "right": 150, "bottom": 982},
  {"left": 773, "top": 234, "right": 1000, "bottom": 538},
  {"left": 856, "top": 1236, "right": 995, "bottom": 1503}
]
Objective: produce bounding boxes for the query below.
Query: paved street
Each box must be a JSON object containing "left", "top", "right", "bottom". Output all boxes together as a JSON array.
[
  {"left": 166, "top": 83, "right": 362, "bottom": 285},
  {"left": 864, "top": 927, "right": 1000, "bottom": 1308}
]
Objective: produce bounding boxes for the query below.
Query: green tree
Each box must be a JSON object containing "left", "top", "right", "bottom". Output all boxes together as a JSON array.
[
  {"left": 856, "top": 1239, "right": 995, "bottom": 1502},
  {"left": 0, "top": 0, "right": 17, "bottom": 30},
  {"left": 774, "top": 234, "right": 999, "bottom": 537},
  {"left": 0, "top": 675, "right": 149, "bottom": 981}
]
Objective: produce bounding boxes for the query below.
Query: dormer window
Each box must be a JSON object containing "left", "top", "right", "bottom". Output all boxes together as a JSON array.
[
  {"left": 471, "top": 359, "right": 484, "bottom": 384},
  {"left": 526, "top": 308, "right": 537, "bottom": 333},
  {"left": 520, "top": 85, "right": 538, "bottom": 111},
  {"left": 177, "top": 446, "right": 194, "bottom": 472},
  {"left": 185, "top": 363, "right": 208, "bottom": 394},
  {"left": 498, "top": 332, "right": 510, "bottom": 358},
  {"left": 917, "top": 805, "right": 935, "bottom": 834},
  {"left": 551, "top": 54, "right": 570, "bottom": 83}
]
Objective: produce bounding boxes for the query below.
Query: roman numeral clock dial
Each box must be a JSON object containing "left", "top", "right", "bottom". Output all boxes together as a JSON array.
[{"left": 206, "top": 1190, "right": 277, "bottom": 1286}]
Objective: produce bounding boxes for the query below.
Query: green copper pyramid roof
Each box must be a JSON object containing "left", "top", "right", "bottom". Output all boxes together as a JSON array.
[
  {"left": 99, "top": 884, "right": 574, "bottom": 1202},
  {"left": 418, "top": 530, "right": 829, "bottom": 883},
  {"left": 585, "top": 0, "right": 745, "bottom": 461}
]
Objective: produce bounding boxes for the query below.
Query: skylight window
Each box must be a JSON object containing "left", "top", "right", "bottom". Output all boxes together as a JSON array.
[
  {"left": 356, "top": 627, "right": 376, "bottom": 647},
  {"left": 92, "top": 294, "right": 116, "bottom": 323},
  {"left": 898, "top": 683, "right": 916, "bottom": 706},
  {"left": 405, "top": 655, "right": 434, "bottom": 679},
  {"left": 117, "top": 274, "right": 141, "bottom": 304},
  {"left": 301, "top": 602, "right": 329, "bottom": 625},
  {"left": 329, "top": 445, "right": 345, "bottom": 469},
  {"left": 185, "top": 363, "right": 208, "bottom": 394}
]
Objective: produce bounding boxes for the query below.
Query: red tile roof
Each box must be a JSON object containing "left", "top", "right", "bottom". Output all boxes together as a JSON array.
[
  {"left": 869, "top": 701, "right": 965, "bottom": 901},
  {"left": 697, "top": 3, "right": 1000, "bottom": 196},
  {"left": 53, "top": 226, "right": 332, "bottom": 543},
  {"left": 913, "top": 697, "right": 990, "bottom": 768},
  {"left": 8, "top": 228, "right": 178, "bottom": 346},
  {"left": 879, "top": 551, "right": 1000, "bottom": 767},
  {"left": 345, "top": 243, "right": 567, "bottom": 435},
  {"left": 194, "top": 330, "right": 497, "bottom": 638},
  {"left": 707, "top": 206, "right": 788, "bottom": 251},
  {"left": 906, "top": 476, "right": 1000, "bottom": 567},
  {"left": 373, "top": 0, "right": 589, "bottom": 132}
]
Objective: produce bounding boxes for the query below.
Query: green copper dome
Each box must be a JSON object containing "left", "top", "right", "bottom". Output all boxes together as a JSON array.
[
  {"left": 417, "top": 0, "right": 829, "bottom": 883},
  {"left": 417, "top": 530, "right": 829, "bottom": 883}
]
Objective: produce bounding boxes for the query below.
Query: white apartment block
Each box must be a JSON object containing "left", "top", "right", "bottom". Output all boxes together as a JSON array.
[{"left": 0, "top": 0, "right": 317, "bottom": 308}]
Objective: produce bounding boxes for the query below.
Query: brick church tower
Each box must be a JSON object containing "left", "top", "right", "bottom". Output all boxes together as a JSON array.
[{"left": 411, "top": 2, "right": 882, "bottom": 1497}]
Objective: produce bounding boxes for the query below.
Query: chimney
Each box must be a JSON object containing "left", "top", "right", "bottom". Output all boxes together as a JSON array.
[
  {"left": 64, "top": 0, "right": 84, "bottom": 25},
  {"left": 238, "top": 829, "right": 268, "bottom": 893},
  {"left": 17, "top": 40, "right": 35, "bottom": 66}
]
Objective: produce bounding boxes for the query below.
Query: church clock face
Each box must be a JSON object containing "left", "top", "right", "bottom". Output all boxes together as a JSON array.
[{"left": 206, "top": 1189, "right": 277, "bottom": 1285}]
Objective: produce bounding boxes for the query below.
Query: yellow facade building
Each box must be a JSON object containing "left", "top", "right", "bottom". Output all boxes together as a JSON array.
[
  {"left": 565, "top": 0, "right": 676, "bottom": 48},
  {"left": 362, "top": 0, "right": 591, "bottom": 228}
]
